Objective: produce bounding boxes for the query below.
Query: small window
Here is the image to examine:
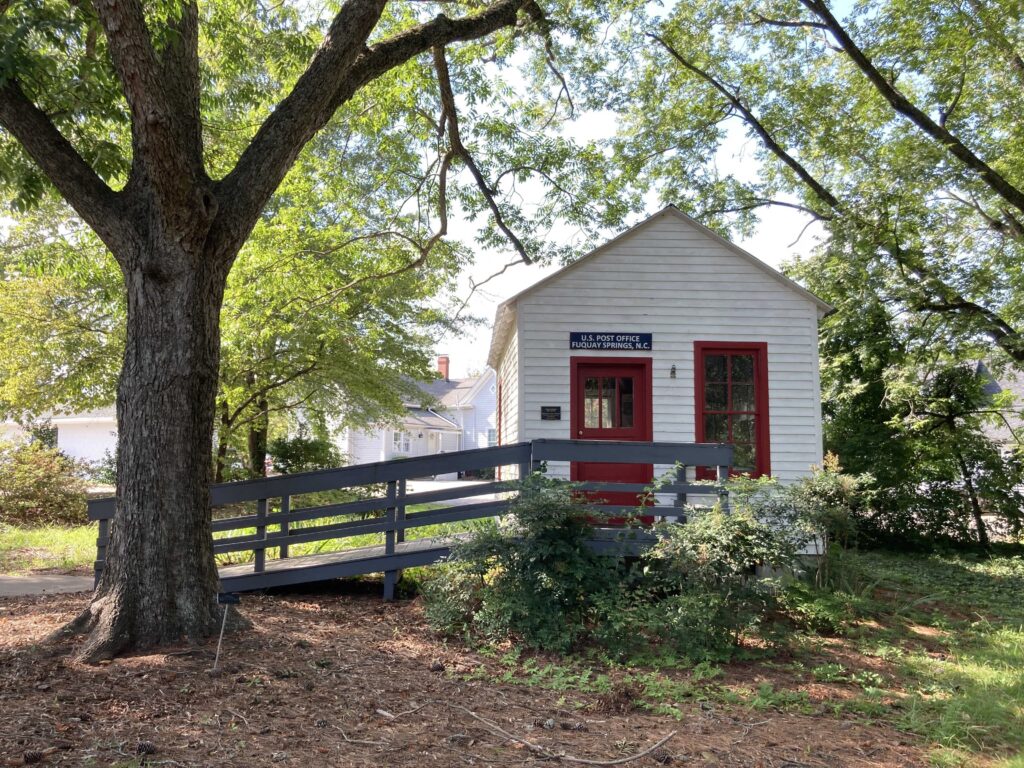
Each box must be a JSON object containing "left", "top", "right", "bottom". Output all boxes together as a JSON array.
[
  {"left": 392, "top": 431, "right": 411, "bottom": 453},
  {"left": 486, "top": 428, "right": 498, "bottom": 447}
]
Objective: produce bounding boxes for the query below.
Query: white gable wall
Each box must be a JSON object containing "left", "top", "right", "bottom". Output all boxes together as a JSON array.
[{"left": 511, "top": 211, "right": 823, "bottom": 483}]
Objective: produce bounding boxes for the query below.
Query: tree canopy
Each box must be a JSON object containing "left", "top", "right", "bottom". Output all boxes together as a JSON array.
[
  {"left": 604, "top": 0, "right": 1024, "bottom": 544},
  {"left": 0, "top": 0, "right": 632, "bottom": 659}
]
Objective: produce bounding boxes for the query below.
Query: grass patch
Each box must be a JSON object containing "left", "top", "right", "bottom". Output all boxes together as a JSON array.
[{"left": 0, "top": 524, "right": 96, "bottom": 573}]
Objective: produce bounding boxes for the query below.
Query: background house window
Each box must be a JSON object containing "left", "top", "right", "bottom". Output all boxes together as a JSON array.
[
  {"left": 486, "top": 428, "right": 498, "bottom": 447},
  {"left": 695, "top": 342, "right": 770, "bottom": 477},
  {"left": 392, "top": 430, "right": 411, "bottom": 453}
]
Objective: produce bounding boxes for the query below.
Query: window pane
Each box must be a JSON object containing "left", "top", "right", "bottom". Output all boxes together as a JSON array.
[
  {"left": 732, "top": 414, "right": 756, "bottom": 443},
  {"left": 704, "top": 354, "right": 727, "bottom": 382},
  {"left": 584, "top": 377, "right": 600, "bottom": 428},
  {"left": 618, "top": 377, "right": 634, "bottom": 428},
  {"left": 730, "top": 354, "right": 754, "bottom": 383},
  {"left": 601, "top": 377, "right": 616, "bottom": 428},
  {"left": 705, "top": 383, "right": 727, "bottom": 410},
  {"left": 704, "top": 413, "right": 728, "bottom": 442},
  {"left": 733, "top": 443, "right": 756, "bottom": 473},
  {"left": 731, "top": 383, "right": 755, "bottom": 411}
]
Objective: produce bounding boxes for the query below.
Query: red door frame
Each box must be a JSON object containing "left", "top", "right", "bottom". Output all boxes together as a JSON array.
[
  {"left": 569, "top": 356, "right": 653, "bottom": 443},
  {"left": 694, "top": 341, "right": 771, "bottom": 477},
  {"left": 569, "top": 356, "right": 654, "bottom": 522}
]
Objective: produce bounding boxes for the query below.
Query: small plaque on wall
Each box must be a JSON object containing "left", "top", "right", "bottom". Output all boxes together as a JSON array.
[{"left": 540, "top": 406, "right": 561, "bottom": 421}]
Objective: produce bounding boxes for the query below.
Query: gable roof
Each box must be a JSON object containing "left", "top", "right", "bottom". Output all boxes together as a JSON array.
[
  {"left": 487, "top": 205, "right": 832, "bottom": 367},
  {"left": 409, "top": 368, "right": 494, "bottom": 409}
]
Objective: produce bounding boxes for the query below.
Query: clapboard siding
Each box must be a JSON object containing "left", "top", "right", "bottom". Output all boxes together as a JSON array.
[
  {"left": 496, "top": 326, "right": 521, "bottom": 479},
  {"left": 343, "top": 429, "right": 386, "bottom": 465},
  {"left": 507, "top": 209, "right": 824, "bottom": 484}
]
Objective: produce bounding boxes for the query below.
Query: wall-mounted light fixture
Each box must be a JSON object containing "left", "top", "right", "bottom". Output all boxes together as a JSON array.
[{"left": 669, "top": 365, "right": 677, "bottom": 379}]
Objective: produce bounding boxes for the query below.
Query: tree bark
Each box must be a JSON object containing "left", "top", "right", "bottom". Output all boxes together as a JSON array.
[
  {"left": 955, "top": 450, "right": 991, "bottom": 551},
  {"left": 215, "top": 400, "right": 231, "bottom": 484},
  {"left": 247, "top": 393, "right": 269, "bottom": 479},
  {"left": 68, "top": 246, "right": 232, "bottom": 661},
  {"left": 3, "top": 0, "right": 539, "bottom": 661}
]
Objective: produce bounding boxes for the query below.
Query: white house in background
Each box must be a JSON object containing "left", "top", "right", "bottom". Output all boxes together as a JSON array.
[
  {"left": 337, "top": 355, "right": 498, "bottom": 470},
  {"left": 0, "top": 407, "right": 117, "bottom": 464},
  {"left": 487, "top": 205, "right": 831, "bottom": 486}
]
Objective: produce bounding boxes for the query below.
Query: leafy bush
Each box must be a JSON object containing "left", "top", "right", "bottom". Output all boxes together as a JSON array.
[
  {"left": 267, "top": 435, "right": 343, "bottom": 474},
  {"left": 90, "top": 447, "right": 117, "bottom": 486},
  {"left": 0, "top": 440, "right": 88, "bottom": 526},
  {"left": 423, "top": 475, "right": 626, "bottom": 652},
  {"left": 424, "top": 475, "right": 807, "bottom": 660}
]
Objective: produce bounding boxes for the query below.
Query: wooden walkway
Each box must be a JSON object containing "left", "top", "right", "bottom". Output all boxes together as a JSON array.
[
  {"left": 89, "top": 440, "right": 733, "bottom": 598},
  {"left": 217, "top": 535, "right": 468, "bottom": 592}
]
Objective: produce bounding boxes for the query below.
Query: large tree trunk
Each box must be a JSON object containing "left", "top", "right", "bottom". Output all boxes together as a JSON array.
[{"left": 69, "top": 248, "right": 233, "bottom": 661}]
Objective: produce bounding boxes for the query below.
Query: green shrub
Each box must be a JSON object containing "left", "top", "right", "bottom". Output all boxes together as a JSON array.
[
  {"left": 267, "top": 435, "right": 343, "bottom": 474},
  {"left": 0, "top": 440, "right": 88, "bottom": 526},
  {"left": 423, "top": 474, "right": 626, "bottom": 652},
  {"left": 424, "top": 475, "right": 804, "bottom": 661},
  {"left": 643, "top": 510, "right": 796, "bottom": 650},
  {"left": 90, "top": 447, "right": 117, "bottom": 486}
]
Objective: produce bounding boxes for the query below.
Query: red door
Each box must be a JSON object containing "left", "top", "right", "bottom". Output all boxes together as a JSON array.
[{"left": 569, "top": 358, "right": 653, "bottom": 523}]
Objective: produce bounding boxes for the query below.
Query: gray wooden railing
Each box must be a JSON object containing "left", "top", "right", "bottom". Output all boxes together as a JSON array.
[{"left": 88, "top": 439, "right": 732, "bottom": 597}]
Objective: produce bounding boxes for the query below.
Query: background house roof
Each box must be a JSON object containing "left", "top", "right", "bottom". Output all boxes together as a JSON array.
[{"left": 411, "top": 370, "right": 492, "bottom": 408}]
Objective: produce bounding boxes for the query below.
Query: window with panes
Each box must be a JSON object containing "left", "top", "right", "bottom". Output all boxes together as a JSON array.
[{"left": 695, "top": 343, "right": 769, "bottom": 477}]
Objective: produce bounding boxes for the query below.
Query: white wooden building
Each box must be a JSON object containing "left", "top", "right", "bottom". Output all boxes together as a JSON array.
[
  {"left": 337, "top": 356, "right": 498, "bottom": 468},
  {"left": 1, "top": 407, "right": 117, "bottom": 464},
  {"left": 487, "top": 206, "right": 831, "bottom": 485}
]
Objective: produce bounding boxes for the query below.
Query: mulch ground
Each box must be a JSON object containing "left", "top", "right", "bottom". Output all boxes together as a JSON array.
[{"left": 0, "top": 584, "right": 929, "bottom": 768}]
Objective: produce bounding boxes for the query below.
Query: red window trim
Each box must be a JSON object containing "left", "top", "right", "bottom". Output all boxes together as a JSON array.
[
  {"left": 694, "top": 341, "right": 771, "bottom": 477},
  {"left": 569, "top": 356, "right": 653, "bottom": 442}
]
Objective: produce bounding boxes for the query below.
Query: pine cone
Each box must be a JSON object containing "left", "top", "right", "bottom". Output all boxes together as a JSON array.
[
  {"left": 22, "top": 751, "right": 43, "bottom": 765},
  {"left": 136, "top": 741, "right": 158, "bottom": 756}
]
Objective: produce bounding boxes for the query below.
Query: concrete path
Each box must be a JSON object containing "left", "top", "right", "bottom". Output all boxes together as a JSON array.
[{"left": 0, "top": 574, "right": 93, "bottom": 597}]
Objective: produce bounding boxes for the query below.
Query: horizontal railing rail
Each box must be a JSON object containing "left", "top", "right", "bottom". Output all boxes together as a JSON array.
[{"left": 89, "top": 439, "right": 732, "bottom": 597}]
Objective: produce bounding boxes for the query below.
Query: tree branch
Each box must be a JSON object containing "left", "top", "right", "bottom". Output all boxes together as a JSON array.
[
  {"left": 214, "top": 0, "right": 533, "bottom": 262},
  {"left": 748, "top": 12, "right": 827, "bottom": 30},
  {"left": 433, "top": 46, "right": 532, "bottom": 263},
  {"left": 0, "top": 79, "right": 125, "bottom": 250},
  {"left": 647, "top": 32, "right": 840, "bottom": 211},
  {"left": 800, "top": 0, "right": 1024, "bottom": 218},
  {"left": 650, "top": 28, "right": 1024, "bottom": 363}
]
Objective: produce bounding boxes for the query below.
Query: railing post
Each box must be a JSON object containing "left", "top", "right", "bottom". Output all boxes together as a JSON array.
[
  {"left": 279, "top": 495, "right": 290, "bottom": 560},
  {"left": 396, "top": 479, "right": 406, "bottom": 545},
  {"left": 94, "top": 517, "right": 109, "bottom": 588},
  {"left": 383, "top": 480, "right": 398, "bottom": 601},
  {"left": 716, "top": 464, "right": 730, "bottom": 514},
  {"left": 254, "top": 497, "right": 268, "bottom": 573},
  {"left": 674, "top": 464, "right": 688, "bottom": 524}
]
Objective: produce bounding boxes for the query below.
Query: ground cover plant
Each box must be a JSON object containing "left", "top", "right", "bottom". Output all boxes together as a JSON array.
[{"left": 419, "top": 475, "right": 1024, "bottom": 766}]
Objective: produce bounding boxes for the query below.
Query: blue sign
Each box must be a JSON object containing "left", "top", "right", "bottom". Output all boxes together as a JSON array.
[{"left": 570, "top": 332, "right": 653, "bottom": 351}]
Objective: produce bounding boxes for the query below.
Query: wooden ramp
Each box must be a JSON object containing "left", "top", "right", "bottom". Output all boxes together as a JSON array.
[
  {"left": 217, "top": 535, "right": 467, "bottom": 592},
  {"left": 88, "top": 440, "right": 733, "bottom": 599}
]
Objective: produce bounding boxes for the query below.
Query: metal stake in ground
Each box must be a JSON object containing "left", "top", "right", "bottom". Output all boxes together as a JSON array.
[{"left": 213, "top": 593, "right": 240, "bottom": 671}]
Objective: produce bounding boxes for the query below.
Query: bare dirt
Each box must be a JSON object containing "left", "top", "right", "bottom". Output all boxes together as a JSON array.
[{"left": 0, "top": 584, "right": 929, "bottom": 767}]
